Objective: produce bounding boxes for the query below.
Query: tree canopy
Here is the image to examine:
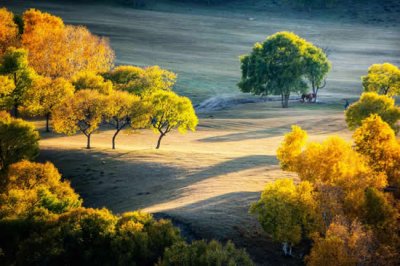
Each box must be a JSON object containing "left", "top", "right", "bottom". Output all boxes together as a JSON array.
[
  {"left": 345, "top": 92, "right": 400, "bottom": 132},
  {"left": 0, "top": 111, "right": 39, "bottom": 172},
  {"left": 148, "top": 90, "right": 198, "bottom": 149},
  {"left": 21, "top": 9, "right": 114, "bottom": 79},
  {"left": 362, "top": 63, "right": 400, "bottom": 96},
  {"left": 52, "top": 89, "right": 106, "bottom": 149},
  {"left": 104, "top": 65, "right": 176, "bottom": 96},
  {"left": 238, "top": 31, "right": 330, "bottom": 107}
]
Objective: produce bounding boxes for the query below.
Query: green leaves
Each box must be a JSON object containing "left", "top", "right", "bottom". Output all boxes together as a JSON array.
[{"left": 238, "top": 31, "right": 330, "bottom": 107}]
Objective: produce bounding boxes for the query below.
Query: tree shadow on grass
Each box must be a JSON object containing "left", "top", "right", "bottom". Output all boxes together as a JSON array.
[{"left": 37, "top": 149, "right": 276, "bottom": 212}]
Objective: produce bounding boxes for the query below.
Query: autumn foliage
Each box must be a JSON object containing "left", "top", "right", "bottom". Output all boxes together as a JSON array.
[{"left": 253, "top": 116, "right": 400, "bottom": 264}]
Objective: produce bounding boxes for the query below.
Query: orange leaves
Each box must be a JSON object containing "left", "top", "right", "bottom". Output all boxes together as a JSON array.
[
  {"left": 21, "top": 9, "right": 114, "bottom": 79},
  {"left": 0, "top": 8, "right": 19, "bottom": 56}
]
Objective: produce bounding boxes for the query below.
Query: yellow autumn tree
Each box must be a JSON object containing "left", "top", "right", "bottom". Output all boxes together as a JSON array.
[
  {"left": 362, "top": 63, "right": 400, "bottom": 96},
  {"left": 0, "top": 75, "right": 15, "bottom": 109},
  {"left": 276, "top": 125, "right": 307, "bottom": 171},
  {"left": 148, "top": 90, "right": 198, "bottom": 149},
  {"left": 21, "top": 9, "right": 114, "bottom": 79},
  {"left": 72, "top": 71, "right": 113, "bottom": 95},
  {"left": 345, "top": 92, "right": 400, "bottom": 132},
  {"left": 0, "top": 8, "right": 19, "bottom": 56},
  {"left": 104, "top": 90, "right": 150, "bottom": 149},
  {"left": 250, "top": 178, "right": 321, "bottom": 256},
  {"left": 0, "top": 161, "right": 82, "bottom": 219},
  {"left": 307, "top": 219, "right": 374, "bottom": 266},
  {"left": 52, "top": 89, "right": 106, "bottom": 149},
  {"left": 23, "top": 77, "right": 75, "bottom": 132},
  {"left": 104, "top": 65, "right": 176, "bottom": 96},
  {"left": 353, "top": 115, "right": 400, "bottom": 189}
]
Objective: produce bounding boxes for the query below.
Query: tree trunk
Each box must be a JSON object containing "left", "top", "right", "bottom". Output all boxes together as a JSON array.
[
  {"left": 156, "top": 133, "right": 165, "bottom": 149},
  {"left": 12, "top": 104, "right": 18, "bottom": 118},
  {"left": 45, "top": 113, "right": 50, "bottom": 132},
  {"left": 86, "top": 134, "right": 91, "bottom": 149},
  {"left": 281, "top": 93, "right": 289, "bottom": 108},
  {"left": 112, "top": 129, "right": 121, "bottom": 150}
]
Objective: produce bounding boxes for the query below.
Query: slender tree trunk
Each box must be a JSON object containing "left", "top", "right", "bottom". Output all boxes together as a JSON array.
[
  {"left": 156, "top": 133, "right": 165, "bottom": 149},
  {"left": 281, "top": 93, "right": 289, "bottom": 108},
  {"left": 86, "top": 134, "right": 91, "bottom": 149},
  {"left": 12, "top": 104, "right": 18, "bottom": 118},
  {"left": 112, "top": 129, "right": 121, "bottom": 150},
  {"left": 45, "top": 113, "right": 50, "bottom": 132}
]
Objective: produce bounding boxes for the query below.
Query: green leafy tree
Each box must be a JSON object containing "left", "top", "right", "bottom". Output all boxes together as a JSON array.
[
  {"left": 23, "top": 77, "right": 75, "bottom": 132},
  {"left": 159, "top": 240, "right": 254, "bottom": 266},
  {"left": 239, "top": 32, "right": 328, "bottom": 108},
  {"left": 104, "top": 90, "right": 150, "bottom": 149},
  {"left": 0, "top": 111, "right": 39, "bottom": 172},
  {"left": 0, "top": 47, "right": 37, "bottom": 117},
  {"left": 148, "top": 90, "right": 198, "bottom": 149},
  {"left": 362, "top": 63, "right": 400, "bottom": 96},
  {"left": 250, "top": 178, "right": 321, "bottom": 255},
  {"left": 345, "top": 92, "right": 400, "bottom": 132},
  {"left": 52, "top": 89, "right": 106, "bottom": 149}
]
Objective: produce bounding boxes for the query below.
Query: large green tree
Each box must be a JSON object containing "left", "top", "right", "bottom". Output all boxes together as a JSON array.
[{"left": 238, "top": 31, "right": 330, "bottom": 107}]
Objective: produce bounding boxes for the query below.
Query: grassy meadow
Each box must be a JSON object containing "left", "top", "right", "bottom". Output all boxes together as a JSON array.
[{"left": 5, "top": 0, "right": 400, "bottom": 264}]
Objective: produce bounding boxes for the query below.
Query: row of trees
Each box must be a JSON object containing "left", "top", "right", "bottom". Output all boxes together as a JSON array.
[
  {"left": 238, "top": 31, "right": 331, "bottom": 108},
  {"left": 0, "top": 112, "right": 253, "bottom": 265},
  {"left": 0, "top": 8, "right": 198, "bottom": 150}
]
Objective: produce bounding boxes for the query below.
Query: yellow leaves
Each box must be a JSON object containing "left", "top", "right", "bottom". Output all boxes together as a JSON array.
[
  {"left": 149, "top": 90, "right": 198, "bottom": 134},
  {"left": 52, "top": 89, "right": 106, "bottom": 136},
  {"left": 72, "top": 71, "right": 113, "bottom": 95},
  {"left": 362, "top": 63, "right": 400, "bottom": 96},
  {"left": 251, "top": 178, "right": 320, "bottom": 245},
  {"left": 21, "top": 9, "right": 114, "bottom": 79},
  {"left": 105, "top": 65, "right": 176, "bottom": 96},
  {"left": 276, "top": 125, "right": 307, "bottom": 171},
  {"left": 0, "top": 161, "right": 81, "bottom": 219},
  {"left": 0, "top": 8, "right": 19, "bottom": 56},
  {"left": 345, "top": 92, "right": 400, "bottom": 132}
]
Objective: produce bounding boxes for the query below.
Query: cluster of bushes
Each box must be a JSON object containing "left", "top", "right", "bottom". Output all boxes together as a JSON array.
[{"left": 0, "top": 8, "right": 198, "bottom": 150}]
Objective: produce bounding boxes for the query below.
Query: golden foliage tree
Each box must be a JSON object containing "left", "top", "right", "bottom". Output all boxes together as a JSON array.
[
  {"left": 250, "top": 178, "right": 321, "bottom": 256},
  {"left": 362, "top": 63, "right": 400, "bottom": 96},
  {"left": 345, "top": 92, "right": 400, "bottom": 132},
  {"left": 307, "top": 219, "right": 374, "bottom": 266},
  {"left": 148, "top": 90, "right": 198, "bottom": 149},
  {"left": 104, "top": 65, "right": 176, "bottom": 96},
  {"left": 353, "top": 115, "right": 400, "bottom": 189},
  {"left": 52, "top": 89, "right": 106, "bottom": 149},
  {"left": 0, "top": 111, "right": 39, "bottom": 172},
  {"left": 0, "top": 8, "right": 19, "bottom": 56},
  {"left": 21, "top": 9, "right": 114, "bottom": 79},
  {"left": 23, "top": 77, "right": 75, "bottom": 132},
  {"left": 0, "top": 161, "right": 81, "bottom": 219},
  {"left": 104, "top": 90, "right": 150, "bottom": 149}
]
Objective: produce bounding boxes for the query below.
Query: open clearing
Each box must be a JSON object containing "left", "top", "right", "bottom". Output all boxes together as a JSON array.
[{"left": 5, "top": 0, "right": 400, "bottom": 264}]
